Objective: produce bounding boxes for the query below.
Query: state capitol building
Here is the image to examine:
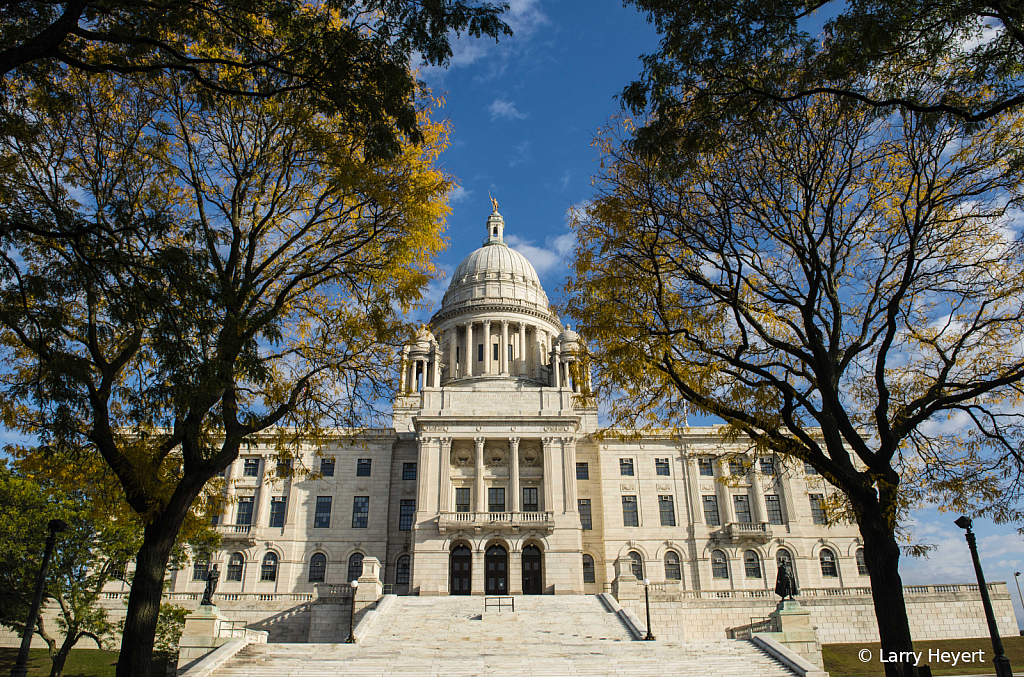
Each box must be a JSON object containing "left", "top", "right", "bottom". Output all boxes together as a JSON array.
[{"left": 166, "top": 206, "right": 867, "bottom": 604}]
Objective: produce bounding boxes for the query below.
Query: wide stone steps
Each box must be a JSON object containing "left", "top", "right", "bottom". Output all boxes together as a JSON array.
[{"left": 213, "top": 595, "right": 797, "bottom": 676}]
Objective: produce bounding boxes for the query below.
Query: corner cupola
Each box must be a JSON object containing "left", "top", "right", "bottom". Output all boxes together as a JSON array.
[{"left": 484, "top": 200, "right": 504, "bottom": 245}]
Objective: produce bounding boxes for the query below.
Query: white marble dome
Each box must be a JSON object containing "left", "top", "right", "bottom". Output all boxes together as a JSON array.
[{"left": 439, "top": 210, "right": 550, "bottom": 313}]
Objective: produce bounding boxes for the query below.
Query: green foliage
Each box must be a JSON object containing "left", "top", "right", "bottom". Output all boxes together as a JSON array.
[{"left": 153, "top": 604, "right": 188, "bottom": 655}]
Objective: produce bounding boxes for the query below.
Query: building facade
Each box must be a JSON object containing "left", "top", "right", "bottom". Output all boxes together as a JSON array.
[{"left": 165, "top": 206, "right": 868, "bottom": 604}]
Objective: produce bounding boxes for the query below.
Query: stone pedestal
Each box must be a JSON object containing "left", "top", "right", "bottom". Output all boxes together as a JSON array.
[
  {"left": 758, "top": 600, "right": 825, "bottom": 669},
  {"left": 354, "top": 557, "right": 384, "bottom": 620},
  {"left": 176, "top": 605, "right": 230, "bottom": 673},
  {"left": 612, "top": 555, "right": 639, "bottom": 601}
]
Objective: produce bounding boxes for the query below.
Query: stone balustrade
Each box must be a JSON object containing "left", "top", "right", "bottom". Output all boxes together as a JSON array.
[{"left": 437, "top": 510, "right": 556, "bottom": 533}]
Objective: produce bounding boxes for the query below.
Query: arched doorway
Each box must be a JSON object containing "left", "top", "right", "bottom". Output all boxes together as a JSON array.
[
  {"left": 485, "top": 544, "right": 508, "bottom": 594},
  {"left": 521, "top": 545, "right": 543, "bottom": 594},
  {"left": 450, "top": 544, "right": 472, "bottom": 595}
]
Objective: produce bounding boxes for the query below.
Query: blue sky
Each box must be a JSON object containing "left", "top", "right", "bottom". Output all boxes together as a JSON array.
[{"left": 416, "top": 0, "right": 1024, "bottom": 630}]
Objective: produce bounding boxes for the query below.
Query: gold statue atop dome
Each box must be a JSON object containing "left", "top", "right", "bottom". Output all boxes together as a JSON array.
[{"left": 489, "top": 192, "right": 499, "bottom": 213}]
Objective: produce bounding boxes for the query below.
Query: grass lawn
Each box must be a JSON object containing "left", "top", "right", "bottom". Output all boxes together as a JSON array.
[
  {"left": 824, "top": 636, "right": 1024, "bottom": 676},
  {"left": 0, "top": 647, "right": 171, "bottom": 677}
]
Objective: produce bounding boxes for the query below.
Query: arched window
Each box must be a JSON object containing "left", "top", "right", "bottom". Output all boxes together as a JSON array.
[
  {"left": 856, "top": 548, "right": 868, "bottom": 576},
  {"left": 396, "top": 555, "right": 411, "bottom": 585},
  {"left": 347, "top": 553, "right": 364, "bottom": 583},
  {"left": 628, "top": 551, "right": 644, "bottom": 580},
  {"left": 819, "top": 548, "right": 838, "bottom": 578},
  {"left": 711, "top": 550, "right": 729, "bottom": 579},
  {"left": 582, "top": 555, "right": 595, "bottom": 583},
  {"left": 192, "top": 558, "right": 209, "bottom": 581},
  {"left": 664, "top": 551, "right": 681, "bottom": 580},
  {"left": 744, "top": 550, "right": 762, "bottom": 578},
  {"left": 309, "top": 553, "right": 327, "bottom": 583},
  {"left": 775, "top": 548, "right": 793, "bottom": 570},
  {"left": 226, "top": 553, "right": 244, "bottom": 582},
  {"left": 260, "top": 552, "right": 278, "bottom": 582}
]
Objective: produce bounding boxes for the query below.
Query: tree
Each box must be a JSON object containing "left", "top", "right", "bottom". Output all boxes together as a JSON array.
[
  {"left": 623, "top": 0, "right": 1024, "bottom": 153},
  {"left": 0, "top": 64, "right": 450, "bottom": 677},
  {"left": 565, "top": 98, "right": 1024, "bottom": 677},
  {"left": 0, "top": 462, "right": 140, "bottom": 677},
  {"left": 1, "top": 0, "right": 510, "bottom": 159}
]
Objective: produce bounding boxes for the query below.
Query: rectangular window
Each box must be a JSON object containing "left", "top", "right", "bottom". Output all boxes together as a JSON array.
[
  {"left": 236, "top": 496, "right": 254, "bottom": 526},
  {"left": 659, "top": 495, "right": 676, "bottom": 526},
  {"left": 356, "top": 459, "right": 372, "bottom": 477},
  {"left": 619, "top": 458, "right": 634, "bottom": 476},
  {"left": 508, "top": 344, "right": 514, "bottom": 363},
  {"left": 320, "top": 458, "right": 335, "bottom": 477},
  {"left": 655, "top": 458, "right": 670, "bottom": 476},
  {"left": 522, "top": 487, "right": 538, "bottom": 512},
  {"left": 760, "top": 458, "right": 776, "bottom": 475},
  {"left": 698, "top": 458, "right": 714, "bottom": 476},
  {"left": 488, "top": 487, "right": 505, "bottom": 512},
  {"left": 702, "top": 495, "right": 720, "bottom": 526},
  {"left": 268, "top": 496, "right": 286, "bottom": 528},
  {"left": 765, "top": 494, "right": 784, "bottom": 525},
  {"left": 583, "top": 556, "right": 595, "bottom": 583},
  {"left": 809, "top": 493, "right": 827, "bottom": 525},
  {"left": 493, "top": 343, "right": 499, "bottom": 361},
  {"left": 622, "top": 495, "right": 639, "bottom": 527},
  {"left": 578, "top": 499, "right": 592, "bottom": 530},
  {"left": 403, "top": 462, "right": 417, "bottom": 480},
  {"left": 314, "top": 496, "right": 332, "bottom": 528},
  {"left": 729, "top": 458, "right": 748, "bottom": 475},
  {"left": 352, "top": 496, "right": 369, "bottom": 528},
  {"left": 242, "top": 458, "right": 259, "bottom": 477},
  {"left": 576, "top": 462, "right": 589, "bottom": 480},
  {"left": 276, "top": 458, "right": 291, "bottom": 477},
  {"left": 477, "top": 344, "right": 483, "bottom": 361},
  {"left": 455, "top": 487, "right": 470, "bottom": 512},
  {"left": 456, "top": 346, "right": 460, "bottom": 367},
  {"left": 399, "top": 499, "right": 415, "bottom": 530},
  {"left": 804, "top": 462, "right": 819, "bottom": 475},
  {"left": 733, "top": 495, "right": 752, "bottom": 523}
]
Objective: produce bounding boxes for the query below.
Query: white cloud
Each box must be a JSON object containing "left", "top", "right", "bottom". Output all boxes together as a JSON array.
[
  {"left": 506, "top": 229, "right": 576, "bottom": 278},
  {"left": 489, "top": 98, "right": 527, "bottom": 121},
  {"left": 508, "top": 140, "right": 532, "bottom": 167},
  {"left": 449, "top": 185, "right": 472, "bottom": 204}
]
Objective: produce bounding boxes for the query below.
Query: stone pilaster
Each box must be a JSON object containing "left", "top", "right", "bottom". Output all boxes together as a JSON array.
[
  {"left": 474, "top": 437, "right": 486, "bottom": 512},
  {"left": 509, "top": 437, "right": 521, "bottom": 513},
  {"left": 561, "top": 436, "right": 577, "bottom": 513},
  {"left": 439, "top": 437, "right": 453, "bottom": 512}
]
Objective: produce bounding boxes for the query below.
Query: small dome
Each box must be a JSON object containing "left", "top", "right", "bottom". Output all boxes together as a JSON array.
[
  {"left": 558, "top": 325, "right": 579, "bottom": 344},
  {"left": 409, "top": 325, "right": 435, "bottom": 356}
]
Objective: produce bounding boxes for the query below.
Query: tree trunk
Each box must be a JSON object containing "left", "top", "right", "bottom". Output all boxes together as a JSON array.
[
  {"left": 49, "top": 631, "right": 79, "bottom": 677},
  {"left": 860, "top": 505, "right": 917, "bottom": 677},
  {"left": 116, "top": 483, "right": 202, "bottom": 677}
]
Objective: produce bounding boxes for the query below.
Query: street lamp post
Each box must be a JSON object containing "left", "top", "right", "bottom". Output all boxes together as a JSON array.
[
  {"left": 346, "top": 579, "right": 360, "bottom": 644},
  {"left": 642, "top": 578, "right": 655, "bottom": 641},
  {"left": 955, "top": 516, "right": 1013, "bottom": 677},
  {"left": 1014, "top": 573, "right": 1023, "bottom": 630},
  {"left": 10, "top": 519, "right": 67, "bottom": 677}
]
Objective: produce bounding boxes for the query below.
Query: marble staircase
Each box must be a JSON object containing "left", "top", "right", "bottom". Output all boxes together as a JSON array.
[{"left": 212, "top": 594, "right": 798, "bottom": 676}]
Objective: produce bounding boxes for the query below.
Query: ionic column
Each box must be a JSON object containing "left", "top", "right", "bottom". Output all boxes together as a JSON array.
[
  {"left": 518, "top": 324, "right": 527, "bottom": 376},
  {"left": 431, "top": 342, "right": 440, "bottom": 387},
  {"left": 535, "top": 329, "right": 545, "bottom": 380},
  {"left": 416, "top": 437, "right": 431, "bottom": 513},
  {"left": 399, "top": 345, "right": 410, "bottom": 393},
  {"left": 464, "top": 321, "right": 473, "bottom": 377},
  {"left": 448, "top": 329, "right": 457, "bottom": 381},
  {"left": 685, "top": 452, "right": 702, "bottom": 524},
  {"left": 500, "top": 320, "right": 509, "bottom": 375},
  {"left": 509, "top": 437, "right": 521, "bottom": 513},
  {"left": 552, "top": 344, "right": 562, "bottom": 388},
  {"left": 561, "top": 436, "right": 577, "bottom": 513},
  {"left": 482, "top": 320, "right": 492, "bottom": 375},
  {"left": 474, "top": 437, "right": 486, "bottom": 512},
  {"left": 750, "top": 467, "right": 769, "bottom": 524},
  {"left": 439, "top": 437, "right": 453, "bottom": 512},
  {"left": 717, "top": 459, "right": 735, "bottom": 524}
]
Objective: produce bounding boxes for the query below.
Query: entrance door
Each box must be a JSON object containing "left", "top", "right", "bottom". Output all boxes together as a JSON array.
[
  {"left": 521, "top": 545, "right": 543, "bottom": 594},
  {"left": 485, "top": 545, "right": 508, "bottom": 594},
  {"left": 450, "top": 545, "right": 472, "bottom": 595}
]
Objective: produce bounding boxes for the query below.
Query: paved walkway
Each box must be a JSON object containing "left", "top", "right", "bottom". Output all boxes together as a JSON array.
[{"left": 214, "top": 595, "right": 796, "bottom": 676}]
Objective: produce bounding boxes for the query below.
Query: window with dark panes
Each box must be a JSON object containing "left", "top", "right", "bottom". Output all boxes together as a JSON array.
[
  {"left": 759, "top": 458, "right": 776, "bottom": 475},
  {"left": 399, "top": 499, "right": 415, "bottom": 530},
  {"left": 578, "top": 499, "right": 592, "bottom": 530},
  {"left": 243, "top": 458, "right": 259, "bottom": 477},
  {"left": 309, "top": 553, "right": 327, "bottom": 582},
  {"left": 629, "top": 551, "right": 643, "bottom": 579},
  {"left": 455, "top": 487, "right": 470, "bottom": 512},
  {"left": 702, "top": 495, "right": 720, "bottom": 526},
  {"left": 320, "top": 458, "right": 335, "bottom": 477},
  {"left": 698, "top": 458, "right": 714, "bottom": 476},
  {"left": 619, "top": 458, "right": 634, "bottom": 476},
  {"left": 268, "top": 496, "right": 286, "bottom": 528},
  {"left": 576, "top": 462, "right": 589, "bottom": 480},
  {"left": 582, "top": 554, "right": 596, "bottom": 583},
  {"left": 347, "top": 553, "right": 363, "bottom": 582},
  {"left": 276, "top": 458, "right": 291, "bottom": 476},
  {"left": 711, "top": 550, "right": 729, "bottom": 579},
  {"left": 809, "top": 493, "right": 827, "bottom": 524},
  {"left": 236, "top": 496, "right": 254, "bottom": 526},
  {"left": 352, "top": 496, "right": 369, "bottom": 528},
  {"left": 765, "top": 494, "right": 784, "bottom": 525},
  {"left": 403, "top": 462, "right": 417, "bottom": 480},
  {"left": 655, "top": 458, "right": 670, "bottom": 476},
  {"left": 522, "top": 487, "right": 538, "bottom": 512},
  {"left": 356, "top": 459, "right": 372, "bottom": 476},
  {"left": 729, "top": 458, "right": 748, "bottom": 475},
  {"left": 314, "top": 496, "right": 332, "bottom": 528},
  {"left": 664, "top": 551, "right": 681, "bottom": 580},
  {"left": 659, "top": 495, "right": 676, "bottom": 526},
  {"left": 744, "top": 550, "right": 762, "bottom": 578},
  {"left": 192, "top": 559, "right": 209, "bottom": 581},
  {"left": 260, "top": 552, "right": 278, "bottom": 581},
  {"left": 226, "top": 553, "right": 243, "bottom": 581},
  {"left": 819, "top": 548, "right": 838, "bottom": 577},
  {"left": 804, "top": 462, "right": 819, "bottom": 475},
  {"left": 856, "top": 548, "right": 868, "bottom": 576},
  {"left": 396, "top": 555, "right": 411, "bottom": 585},
  {"left": 488, "top": 487, "right": 505, "bottom": 512},
  {"left": 733, "top": 494, "right": 752, "bottom": 523},
  {"left": 477, "top": 344, "right": 483, "bottom": 361},
  {"left": 621, "top": 495, "right": 639, "bottom": 527}
]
